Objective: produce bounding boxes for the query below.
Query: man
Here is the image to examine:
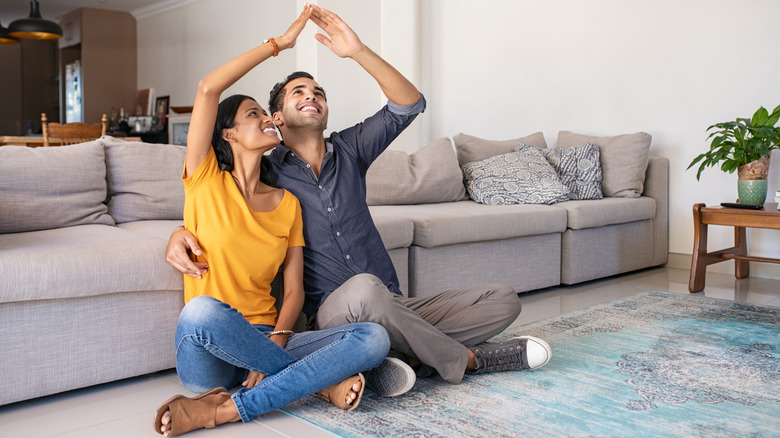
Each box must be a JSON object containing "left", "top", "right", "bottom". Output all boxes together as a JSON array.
[{"left": 167, "top": 5, "right": 550, "bottom": 398}]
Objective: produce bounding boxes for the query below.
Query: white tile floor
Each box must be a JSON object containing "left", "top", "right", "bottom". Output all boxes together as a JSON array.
[{"left": 2, "top": 266, "right": 779, "bottom": 438}]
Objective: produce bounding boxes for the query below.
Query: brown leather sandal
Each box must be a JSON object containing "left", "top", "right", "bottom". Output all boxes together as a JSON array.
[
  {"left": 153, "top": 387, "right": 231, "bottom": 436},
  {"left": 315, "top": 373, "right": 365, "bottom": 411}
]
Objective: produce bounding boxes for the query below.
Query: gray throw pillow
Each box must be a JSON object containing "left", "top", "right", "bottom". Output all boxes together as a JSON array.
[
  {"left": 542, "top": 143, "right": 603, "bottom": 200},
  {"left": 462, "top": 143, "right": 569, "bottom": 205},
  {"left": 366, "top": 137, "right": 465, "bottom": 205},
  {"left": 556, "top": 131, "right": 651, "bottom": 198},
  {"left": 453, "top": 132, "right": 548, "bottom": 167},
  {"left": 0, "top": 141, "right": 114, "bottom": 233},
  {"left": 104, "top": 136, "right": 186, "bottom": 223}
]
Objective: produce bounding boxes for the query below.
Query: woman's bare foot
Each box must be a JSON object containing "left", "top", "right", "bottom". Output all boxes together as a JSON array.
[
  {"left": 344, "top": 378, "right": 362, "bottom": 406},
  {"left": 315, "top": 373, "right": 365, "bottom": 410},
  {"left": 160, "top": 409, "right": 173, "bottom": 436},
  {"left": 159, "top": 399, "right": 239, "bottom": 437}
]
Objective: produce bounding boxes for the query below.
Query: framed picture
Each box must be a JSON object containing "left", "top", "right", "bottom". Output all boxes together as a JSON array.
[
  {"left": 155, "top": 95, "right": 170, "bottom": 132},
  {"left": 134, "top": 88, "right": 152, "bottom": 116},
  {"left": 168, "top": 114, "right": 191, "bottom": 146}
]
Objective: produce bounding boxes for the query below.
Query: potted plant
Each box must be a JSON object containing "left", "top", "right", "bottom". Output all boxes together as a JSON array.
[{"left": 687, "top": 104, "right": 780, "bottom": 206}]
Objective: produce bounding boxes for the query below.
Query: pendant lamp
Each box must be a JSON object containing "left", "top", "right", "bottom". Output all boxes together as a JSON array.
[
  {"left": 9, "top": 1, "right": 63, "bottom": 40},
  {"left": 0, "top": 20, "right": 20, "bottom": 44}
]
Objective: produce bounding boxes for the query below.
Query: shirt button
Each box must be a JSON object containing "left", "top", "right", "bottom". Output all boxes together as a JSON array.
[
  {"left": 336, "top": 232, "right": 341, "bottom": 236},
  {"left": 327, "top": 207, "right": 332, "bottom": 212},
  {"left": 318, "top": 185, "right": 323, "bottom": 189},
  {"left": 346, "top": 255, "right": 351, "bottom": 260},
  {"left": 306, "top": 164, "right": 311, "bottom": 168}
]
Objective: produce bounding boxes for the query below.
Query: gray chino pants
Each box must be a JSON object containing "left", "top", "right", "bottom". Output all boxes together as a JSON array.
[{"left": 311, "top": 273, "right": 522, "bottom": 384}]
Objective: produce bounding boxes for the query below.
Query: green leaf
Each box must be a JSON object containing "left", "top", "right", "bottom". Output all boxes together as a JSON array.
[
  {"left": 750, "top": 126, "right": 775, "bottom": 139},
  {"left": 767, "top": 108, "right": 780, "bottom": 127},
  {"left": 696, "top": 164, "right": 706, "bottom": 180},
  {"left": 752, "top": 107, "right": 769, "bottom": 127},
  {"left": 687, "top": 154, "right": 706, "bottom": 170},
  {"left": 721, "top": 160, "right": 738, "bottom": 173}
]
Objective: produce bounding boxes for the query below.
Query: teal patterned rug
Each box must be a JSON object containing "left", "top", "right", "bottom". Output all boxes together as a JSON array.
[{"left": 281, "top": 291, "right": 780, "bottom": 437}]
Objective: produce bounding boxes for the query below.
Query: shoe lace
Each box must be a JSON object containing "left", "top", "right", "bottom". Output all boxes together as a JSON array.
[{"left": 477, "top": 340, "right": 528, "bottom": 371}]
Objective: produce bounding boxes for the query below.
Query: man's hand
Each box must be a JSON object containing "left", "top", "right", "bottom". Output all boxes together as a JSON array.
[
  {"left": 309, "top": 5, "right": 364, "bottom": 58},
  {"left": 166, "top": 226, "right": 208, "bottom": 279},
  {"left": 309, "top": 5, "right": 420, "bottom": 106}
]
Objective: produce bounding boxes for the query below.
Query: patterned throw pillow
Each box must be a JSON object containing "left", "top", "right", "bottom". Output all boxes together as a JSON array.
[
  {"left": 556, "top": 131, "right": 651, "bottom": 198},
  {"left": 541, "top": 143, "right": 603, "bottom": 200},
  {"left": 462, "top": 143, "right": 569, "bottom": 205}
]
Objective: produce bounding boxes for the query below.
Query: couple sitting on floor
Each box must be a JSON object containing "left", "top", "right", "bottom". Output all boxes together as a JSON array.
[{"left": 154, "top": 4, "right": 551, "bottom": 437}]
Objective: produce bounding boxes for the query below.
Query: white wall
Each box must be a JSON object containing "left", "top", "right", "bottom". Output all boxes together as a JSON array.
[
  {"left": 136, "top": 0, "right": 780, "bottom": 280},
  {"left": 137, "top": 0, "right": 298, "bottom": 111}
]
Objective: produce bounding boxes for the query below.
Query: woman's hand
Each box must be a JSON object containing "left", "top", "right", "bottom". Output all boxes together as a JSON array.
[
  {"left": 269, "top": 333, "right": 289, "bottom": 349},
  {"left": 309, "top": 5, "right": 364, "bottom": 58},
  {"left": 243, "top": 371, "right": 266, "bottom": 389},
  {"left": 276, "top": 3, "right": 313, "bottom": 51}
]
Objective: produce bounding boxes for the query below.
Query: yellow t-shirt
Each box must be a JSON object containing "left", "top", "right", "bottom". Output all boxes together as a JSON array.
[{"left": 182, "top": 149, "right": 304, "bottom": 325}]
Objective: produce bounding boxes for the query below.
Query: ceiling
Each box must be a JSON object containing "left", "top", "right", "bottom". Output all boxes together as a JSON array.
[{"left": 0, "top": 0, "right": 162, "bottom": 27}]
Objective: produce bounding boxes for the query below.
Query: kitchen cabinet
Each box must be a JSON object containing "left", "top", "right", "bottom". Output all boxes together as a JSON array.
[{"left": 58, "top": 8, "right": 136, "bottom": 124}]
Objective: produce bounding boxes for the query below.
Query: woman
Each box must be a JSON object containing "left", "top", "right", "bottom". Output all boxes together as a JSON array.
[{"left": 154, "top": 5, "right": 390, "bottom": 436}]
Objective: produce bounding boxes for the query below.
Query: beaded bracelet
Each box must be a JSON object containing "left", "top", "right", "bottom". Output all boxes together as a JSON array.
[
  {"left": 264, "top": 37, "right": 279, "bottom": 57},
  {"left": 268, "top": 329, "right": 294, "bottom": 338}
]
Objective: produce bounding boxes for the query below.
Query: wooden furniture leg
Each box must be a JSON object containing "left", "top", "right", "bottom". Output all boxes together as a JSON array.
[
  {"left": 689, "top": 203, "right": 708, "bottom": 292},
  {"left": 734, "top": 226, "right": 749, "bottom": 279}
]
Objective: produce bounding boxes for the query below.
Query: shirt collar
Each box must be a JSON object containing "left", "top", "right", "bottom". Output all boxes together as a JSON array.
[{"left": 270, "top": 139, "right": 334, "bottom": 163}]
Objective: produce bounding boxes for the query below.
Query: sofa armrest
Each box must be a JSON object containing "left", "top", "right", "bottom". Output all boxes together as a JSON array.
[{"left": 642, "top": 156, "right": 669, "bottom": 265}]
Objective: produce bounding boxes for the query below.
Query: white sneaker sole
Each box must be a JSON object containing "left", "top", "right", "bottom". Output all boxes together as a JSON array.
[{"left": 365, "top": 357, "right": 416, "bottom": 397}]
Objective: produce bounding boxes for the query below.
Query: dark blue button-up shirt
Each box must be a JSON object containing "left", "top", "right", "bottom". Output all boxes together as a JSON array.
[{"left": 262, "top": 96, "right": 426, "bottom": 317}]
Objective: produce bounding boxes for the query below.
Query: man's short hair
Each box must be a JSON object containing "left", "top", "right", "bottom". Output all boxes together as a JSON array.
[{"left": 268, "top": 71, "right": 316, "bottom": 115}]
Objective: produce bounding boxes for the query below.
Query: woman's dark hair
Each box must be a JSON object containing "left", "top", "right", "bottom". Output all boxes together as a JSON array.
[
  {"left": 268, "top": 71, "right": 316, "bottom": 115},
  {"left": 212, "top": 94, "right": 255, "bottom": 171}
]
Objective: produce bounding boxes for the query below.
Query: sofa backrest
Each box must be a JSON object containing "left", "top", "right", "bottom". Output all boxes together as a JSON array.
[
  {"left": 103, "top": 136, "right": 186, "bottom": 223},
  {"left": 0, "top": 141, "right": 115, "bottom": 233},
  {"left": 0, "top": 136, "right": 187, "bottom": 234},
  {"left": 366, "top": 137, "right": 465, "bottom": 205},
  {"left": 367, "top": 130, "right": 655, "bottom": 207}
]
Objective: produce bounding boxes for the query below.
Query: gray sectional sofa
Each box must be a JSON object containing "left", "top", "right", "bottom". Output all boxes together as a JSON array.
[{"left": 0, "top": 131, "right": 668, "bottom": 406}]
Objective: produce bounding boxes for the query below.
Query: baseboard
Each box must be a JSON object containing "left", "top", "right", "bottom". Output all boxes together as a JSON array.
[{"left": 667, "top": 253, "right": 691, "bottom": 270}]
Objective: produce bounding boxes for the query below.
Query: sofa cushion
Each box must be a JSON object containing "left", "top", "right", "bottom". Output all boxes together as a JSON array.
[
  {"left": 542, "top": 143, "right": 603, "bottom": 200},
  {"left": 366, "top": 137, "right": 465, "bottom": 205},
  {"left": 370, "top": 201, "right": 568, "bottom": 248},
  {"left": 453, "top": 132, "right": 547, "bottom": 167},
  {"left": 0, "top": 142, "right": 114, "bottom": 233},
  {"left": 0, "top": 224, "right": 182, "bottom": 304},
  {"left": 556, "top": 131, "right": 651, "bottom": 198},
  {"left": 104, "top": 136, "right": 186, "bottom": 223},
  {"left": 462, "top": 144, "right": 569, "bottom": 205},
  {"left": 368, "top": 212, "right": 414, "bottom": 250},
  {"left": 117, "top": 219, "right": 185, "bottom": 240},
  {"left": 552, "top": 197, "right": 656, "bottom": 230}
]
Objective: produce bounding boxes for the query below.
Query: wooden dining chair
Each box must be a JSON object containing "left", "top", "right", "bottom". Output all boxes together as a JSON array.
[{"left": 41, "top": 113, "right": 107, "bottom": 146}]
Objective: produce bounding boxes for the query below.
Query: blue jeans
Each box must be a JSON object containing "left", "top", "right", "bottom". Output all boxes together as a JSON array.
[{"left": 175, "top": 295, "right": 390, "bottom": 422}]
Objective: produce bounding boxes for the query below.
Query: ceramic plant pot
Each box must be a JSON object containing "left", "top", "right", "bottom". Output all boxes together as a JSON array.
[
  {"left": 737, "top": 154, "right": 770, "bottom": 206},
  {"left": 737, "top": 179, "right": 768, "bottom": 206}
]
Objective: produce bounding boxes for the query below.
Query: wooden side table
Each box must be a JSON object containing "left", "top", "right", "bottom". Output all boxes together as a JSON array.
[{"left": 689, "top": 202, "right": 780, "bottom": 292}]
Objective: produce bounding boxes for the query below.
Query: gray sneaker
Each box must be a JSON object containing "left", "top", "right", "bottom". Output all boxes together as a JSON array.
[
  {"left": 470, "top": 335, "right": 551, "bottom": 374},
  {"left": 364, "top": 357, "right": 416, "bottom": 397}
]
